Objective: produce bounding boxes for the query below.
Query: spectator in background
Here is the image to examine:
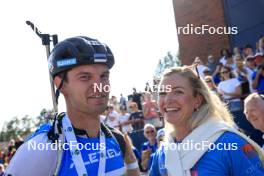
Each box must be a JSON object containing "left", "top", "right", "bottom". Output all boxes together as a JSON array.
[
  {"left": 252, "top": 64, "right": 264, "bottom": 94},
  {"left": 14, "top": 135, "right": 24, "bottom": 150},
  {"left": 234, "top": 54, "right": 250, "bottom": 97},
  {"left": 258, "top": 36, "right": 264, "bottom": 54},
  {"left": 243, "top": 44, "right": 254, "bottom": 58},
  {"left": 233, "top": 47, "right": 241, "bottom": 56},
  {"left": 218, "top": 66, "right": 242, "bottom": 112},
  {"left": 0, "top": 152, "right": 4, "bottom": 164},
  {"left": 193, "top": 57, "right": 207, "bottom": 78},
  {"left": 206, "top": 55, "right": 220, "bottom": 75},
  {"left": 219, "top": 48, "right": 230, "bottom": 66},
  {"left": 109, "top": 95, "right": 120, "bottom": 112},
  {"left": 202, "top": 67, "right": 212, "bottom": 77},
  {"left": 152, "top": 78, "right": 161, "bottom": 102},
  {"left": 156, "top": 128, "right": 165, "bottom": 147},
  {"left": 104, "top": 105, "right": 120, "bottom": 129},
  {"left": 141, "top": 124, "right": 158, "bottom": 171},
  {"left": 119, "top": 93, "right": 127, "bottom": 110},
  {"left": 7, "top": 139, "right": 16, "bottom": 158},
  {"left": 131, "top": 88, "right": 143, "bottom": 110},
  {"left": 142, "top": 92, "right": 162, "bottom": 128},
  {"left": 119, "top": 107, "right": 133, "bottom": 133},
  {"left": 255, "top": 52, "right": 264, "bottom": 68},
  {"left": 225, "top": 53, "right": 236, "bottom": 70},
  {"left": 128, "top": 102, "right": 145, "bottom": 131},
  {"left": 204, "top": 76, "right": 219, "bottom": 96},
  {"left": 145, "top": 82, "right": 152, "bottom": 93},
  {"left": 245, "top": 55, "right": 257, "bottom": 92},
  {"left": 244, "top": 93, "right": 264, "bottom": 134},
  {"left": 0, "top": 164, "right": 4, "bottom": 176}
]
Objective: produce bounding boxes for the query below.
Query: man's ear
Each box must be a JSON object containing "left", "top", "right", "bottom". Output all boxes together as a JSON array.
[{"left": 53, "top": 76, "right": 66, "bottom": 94}]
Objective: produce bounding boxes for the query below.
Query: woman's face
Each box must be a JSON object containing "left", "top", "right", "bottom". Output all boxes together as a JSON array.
[
  {"left": 144, "top": 126, "right": 156, "bottom": 141},
  {"left": 158, "top": 73, "right": 202, "bottom": 128},
  {"left": 220, "top": 68, "right": 231, "bottom": 80},
  {"left": 205, "top": 78, "right": 214, "bottom": 89}
]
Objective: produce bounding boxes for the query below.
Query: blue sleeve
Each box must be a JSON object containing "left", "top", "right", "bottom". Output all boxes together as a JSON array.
[
  {"left": 149, "top": 152, "right": 161, "bottom": 176},
  {"left": 223, "top": 133, "right": 264, "bottom": 176},
  {"left": 133, "top": 147, "right": 141, "bottom": 161}
]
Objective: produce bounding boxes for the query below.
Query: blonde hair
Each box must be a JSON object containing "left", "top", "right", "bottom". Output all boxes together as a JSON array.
[
  {"left": 144, "top": 124, "right": 156, "bottom": 131},
  {"left": 160, "top": 66, "right": 234, "bottom": 140}
]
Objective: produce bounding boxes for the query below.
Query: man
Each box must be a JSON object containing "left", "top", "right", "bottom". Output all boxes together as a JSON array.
[
  {"left": 244, "top": 93, "right": 264, "bottom": 133},
  {"left": 206, "top": 54, "right": 220, "bottom": 76},
  {"left": 245, "top": 55, "right": 257, "bottom": 93},
  {"left": 131, "top": 88, "right": 143, "bottom": 110},
  {"left": 243, "top": 44, "right": 254, "bottom": 58},
  {"left": 128, "top": 102, "right": 145, "bottom": 131},
  {"left": 119, "top": 93, "right": 127, "bottom": 110},
  {"left": 5, "top": 36, "right": 140, "bottom": 176}
]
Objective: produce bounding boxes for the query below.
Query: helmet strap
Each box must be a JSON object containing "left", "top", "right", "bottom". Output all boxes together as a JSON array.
[{"left": 55, "top": 72, "right": 67, "bottom": 104}]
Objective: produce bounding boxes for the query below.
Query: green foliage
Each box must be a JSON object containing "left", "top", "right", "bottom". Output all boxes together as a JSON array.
[{"left": 0, "top": 108, "right": 54, "bottom": 142}]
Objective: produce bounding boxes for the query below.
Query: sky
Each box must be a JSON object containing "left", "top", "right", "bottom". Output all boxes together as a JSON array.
[{"left": 0, "top": 0, "right": 178, "bottom": 128}]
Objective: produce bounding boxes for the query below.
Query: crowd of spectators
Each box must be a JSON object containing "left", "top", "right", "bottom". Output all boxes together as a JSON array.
[{"left": 0, "top": 135, "right": 24, "bottom": 173}]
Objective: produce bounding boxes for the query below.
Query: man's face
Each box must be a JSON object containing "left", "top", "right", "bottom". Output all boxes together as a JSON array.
[
  {"left": 244, "top": 48, "right": 253, "bottom": 56},
  {"left": 244, "top": 100, "right": 264, "bottom": 132},
  {"left": 61, "top": 64, "right": 110, "bottom": 116}
]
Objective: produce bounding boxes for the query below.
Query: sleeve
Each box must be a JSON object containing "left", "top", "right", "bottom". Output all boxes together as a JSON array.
[
  {"left": 148, "top": 151, "right": 162, "bottom": 176},
  {"left": 223, "top": 133, "right": 264, "bottom": 176},
  {"left": 4, "top": 133, "right": 57, "bottom": 176}
]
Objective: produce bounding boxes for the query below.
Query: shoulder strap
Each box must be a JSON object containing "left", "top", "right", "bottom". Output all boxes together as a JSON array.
[{"left": 102, "top": 124, "right": 126, "bottom": 159}]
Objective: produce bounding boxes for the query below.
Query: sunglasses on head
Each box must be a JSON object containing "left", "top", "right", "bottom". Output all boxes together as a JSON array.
[{"left": 205, "top": 79, "right": 212, "bottom": 83}]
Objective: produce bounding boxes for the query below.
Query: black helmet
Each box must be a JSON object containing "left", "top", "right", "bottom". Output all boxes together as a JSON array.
[{"left": 48, "top": 36, "right": 114, "bottom": 77}]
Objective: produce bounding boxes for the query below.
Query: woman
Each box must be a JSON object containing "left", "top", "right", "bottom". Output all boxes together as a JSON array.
[
  {"left": 204, "top": 75, "right": 219, "bottom": 96},
  {"left": 218, "top": 66, "right": 242, "bottom": 112},
  {"left": 143, "top": 92, "right": 162, "bottom": 127},
  {"left": 149, "top": 66, "right": 264, "bottom": 176}
]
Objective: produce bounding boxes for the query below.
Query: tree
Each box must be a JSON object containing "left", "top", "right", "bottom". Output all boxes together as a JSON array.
[
  {"left": 0, "top": 108, "right": 54, "bottom": 142},
  {"left": 153, "top": 51, "right": 181, "bottom": 80}
]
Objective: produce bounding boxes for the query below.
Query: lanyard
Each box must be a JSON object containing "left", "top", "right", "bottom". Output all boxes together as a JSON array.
[{"left": 62, "top": 114, "right": 106, "bottom": 176}]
